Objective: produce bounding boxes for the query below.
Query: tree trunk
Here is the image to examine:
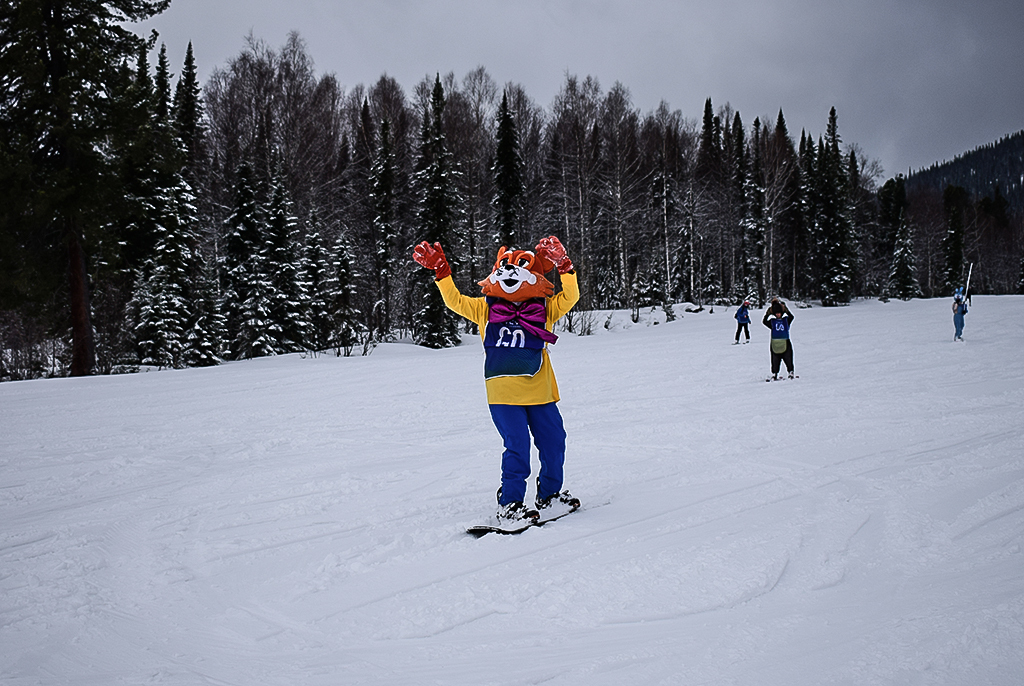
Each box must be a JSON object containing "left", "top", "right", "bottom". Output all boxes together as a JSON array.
[{"left": 67, "top": 218, "right": 96, "bottom": 376}]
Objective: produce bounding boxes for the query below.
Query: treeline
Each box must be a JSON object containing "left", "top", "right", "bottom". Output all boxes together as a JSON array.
[
  {"left": 3, "top": 6, "right": 1020, "bottom": 380},
  {"left": 903, "top": 130, "right": 1024, "bottom": 295},
  {"left": 907, "top": 130, "right": 1024, "bottom": 212}
]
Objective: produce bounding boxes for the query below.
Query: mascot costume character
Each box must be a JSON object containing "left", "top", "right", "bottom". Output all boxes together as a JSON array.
[{"left": 413, "top": 236, "right": 581, "bottom": 524}]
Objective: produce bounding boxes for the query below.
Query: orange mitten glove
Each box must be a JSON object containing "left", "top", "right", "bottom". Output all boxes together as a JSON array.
[
  {"left": 412, "top": 241, "right": 452, "bottom": 281},
  {"left": 536, "top": 236, "right": 573, "bottom": 274}
]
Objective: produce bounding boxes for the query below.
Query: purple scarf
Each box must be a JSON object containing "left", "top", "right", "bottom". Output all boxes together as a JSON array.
[{"left": 488, "top": 300, "right": 558, "bottom": 344}]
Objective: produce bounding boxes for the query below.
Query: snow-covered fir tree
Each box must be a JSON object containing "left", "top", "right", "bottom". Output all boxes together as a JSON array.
[
  {"left": 223, "top": 161, "right": 278, "bottom": 359},
  {"left": 235, "top": 272, "right": 279, "bottom": 360},
  {"left": 726, "top": 111, "right": 749, "bottom": 303},
  {"left": 794, "top": 131, "right": 817, "bottom": 298},
  {"left": 182, "top": 253, "right": 224, "bottom": 367},
  {"left": 130, "top": 190, "right": 192, "bottom": 369},
  {"left": 874, "top": 174, "right": 909, "bottom": 295},
  {"left": 300, "top": 221, "right": 333, "bottom": 353},
  {"left": 492, "top": 90, "right": 524, "bottom": 249},
  {"left": 369, "top": 118, "right": 399, "bottom": 342},
  {"left": 886, "top": 209, "right": 922, "bottom": 300},
  {"left": 122, "top": 43, "right": 207, "bottom": 371},
  {"left": 172, "top": 42, "right": 205, "bottom": 178},
  {"left": 813, "top": 109, "right": 855, "bottom": 306},
  {"left": 329, "top": 230, "right": 365, "bottom": 356},
  {"left": 738, "top": 117, "right": 767, "bottom": 304},
  {"left": 264, "top": 167, "right": 309, "bottom": 353},
  {"left": 412, "top": 75, "right": 464, "bottom": 349}
]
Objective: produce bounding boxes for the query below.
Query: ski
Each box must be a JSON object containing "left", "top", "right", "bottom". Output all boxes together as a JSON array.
[
  {"left": 765, "top": 374, "right": 799, "bottom": 382},
  {"left": 466, "top": 520, "right": 536, "bottom": 537},
  {"left": 467, "top": 503, "right": 580, "bottom": 538}
]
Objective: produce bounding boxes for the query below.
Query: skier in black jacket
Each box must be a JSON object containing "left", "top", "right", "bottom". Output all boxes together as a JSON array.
[{"left": 762, "top": 297, "right": 795, "bottom": 380}]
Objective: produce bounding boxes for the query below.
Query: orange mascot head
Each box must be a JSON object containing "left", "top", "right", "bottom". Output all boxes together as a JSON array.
[{"left": 478, "top": 246, "right": 554, "bottom": 302}]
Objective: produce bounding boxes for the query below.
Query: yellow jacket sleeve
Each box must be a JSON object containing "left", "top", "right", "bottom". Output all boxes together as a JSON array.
[{"left": 435, "top": 275, "right": 488, "bottom": 329}]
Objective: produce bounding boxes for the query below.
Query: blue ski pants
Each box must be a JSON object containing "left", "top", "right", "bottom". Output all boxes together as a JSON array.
[
  {"left": 953, "top": 312, "right": 965, "bottom": 338},
  {"left": 489, "top": 402, "right": 566, "bottom": 506}
]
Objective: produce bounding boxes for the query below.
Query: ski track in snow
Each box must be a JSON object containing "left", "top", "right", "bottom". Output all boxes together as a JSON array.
[{"left": 2, "top": 296, "right": 1024, "bottom": 685}]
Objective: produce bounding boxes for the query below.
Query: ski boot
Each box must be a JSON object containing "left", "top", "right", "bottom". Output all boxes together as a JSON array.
[
  {"left": 536, "top": 489, "right": 581, "bottom": 513},
  {"left": 496, "top": 501, "right": 540, "bottom": 524}
]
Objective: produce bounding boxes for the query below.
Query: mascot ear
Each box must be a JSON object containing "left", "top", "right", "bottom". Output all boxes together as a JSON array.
[{"left": 493, "top": 246, "right": 511, "bottom": 270}]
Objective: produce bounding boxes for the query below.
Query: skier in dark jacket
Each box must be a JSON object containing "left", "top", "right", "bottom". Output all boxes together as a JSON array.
[
  {"left": 762, "top": 297, "right": 795, "bottom": 380},
  {"left": 734, "top": 300, "right": 751, "bottom": 344},
  {"left": 952, "top": 288, "right": 968, "bottom": 341}
]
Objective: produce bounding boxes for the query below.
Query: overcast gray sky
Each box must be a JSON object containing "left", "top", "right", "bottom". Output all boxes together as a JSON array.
[{"left": 145, "top": 0, "right": 1024, "bottom": 179}]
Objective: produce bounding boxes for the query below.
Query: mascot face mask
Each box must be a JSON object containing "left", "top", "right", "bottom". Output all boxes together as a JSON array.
[{"left": 478, "top": 247, "right": 554, "bottom": 302}]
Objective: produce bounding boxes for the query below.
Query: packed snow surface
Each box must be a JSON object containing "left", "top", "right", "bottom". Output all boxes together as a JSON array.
[{"left": 3, "top": 296, "right": 1024, "bottom": 685}]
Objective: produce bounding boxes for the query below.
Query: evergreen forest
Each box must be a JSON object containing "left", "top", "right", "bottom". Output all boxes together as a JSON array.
[{"left": 2, "top": 4, "right": 1023, "bottom": 380}]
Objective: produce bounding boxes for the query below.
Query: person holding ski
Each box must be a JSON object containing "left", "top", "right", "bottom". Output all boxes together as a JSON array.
[
  {"left": 952, "top": 287, "right": 968, "bottom": 341},
  {"left": 734, "top": 300, "right": 751, "bottom": 344},
  {"left": 762, "top": 297, "right": 795, "bottom": 380},
  {"left": 412, "top": 236, "right": 581, "bottom": 526}
]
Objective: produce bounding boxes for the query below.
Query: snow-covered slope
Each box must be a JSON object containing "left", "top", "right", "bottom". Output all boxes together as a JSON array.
[{"left": 3, "top": 296, "right": 1023, "bottom": 685}]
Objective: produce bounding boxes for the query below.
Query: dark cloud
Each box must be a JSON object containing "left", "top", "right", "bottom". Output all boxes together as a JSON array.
[{"left": 147, "top": 0, "right": 1024, "bottom": 178}]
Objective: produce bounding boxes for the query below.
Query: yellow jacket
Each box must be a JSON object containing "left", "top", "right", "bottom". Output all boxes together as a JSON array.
[{"left": 435, "top": 272, "right": 579, "bottom": 405}]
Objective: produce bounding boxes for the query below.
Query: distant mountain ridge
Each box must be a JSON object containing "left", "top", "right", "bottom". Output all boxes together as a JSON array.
[{"left": 906, "top": 130, "right": 1024, "bottom": 211}]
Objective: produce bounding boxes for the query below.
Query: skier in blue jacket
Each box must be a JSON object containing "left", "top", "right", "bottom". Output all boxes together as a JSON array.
[
  {"left": 952, "top": 288, "right": 968, "bottom": 341},
  {"left": 762, "top": 297, "right": 795, "bottom": 379},
  {"left": 734, "top": 300, "right": 751, "bottom": 344}
]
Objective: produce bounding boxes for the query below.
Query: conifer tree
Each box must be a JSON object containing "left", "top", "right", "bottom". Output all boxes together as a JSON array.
[
  {"left": 815, "top": 108, "right": 855, "bottom": 305},
  {"left": 349, "top": 97, "right": 377, "bottom": 327},
  {"left": 876, "top": 175, "right": 908, "bottom": 281},
  {"left": 172, "top": 42, "right": 205, "bottom": 176},
  {"left": 695, "top": 98, "right": 720, "bottom": 183},
  {"left": 182, "top": 256, "right": 224, "bottom": 367},
  {"left": 694, "top": 99, "right": 725, "bottom": 302},
  {"left": 739, "top": 118, "right": 767, "bottom": 304},
  {"left": 492, "top": 90, "right": 525, "bottom": 249},
  {"left": 235, "top": 272, "right": 279, "bottom": 360},
  {"left": 886, "top": 209, "right": 922, "bottom": 300},
  {"left": 729, "top": 111, "right": 750, "bottom": 301},
  {"left": 412, "top": 76, "right": 464, "bottom": 349},
  {"left": 329, "top": 231, "right": 364, "bottom": 356},
  {"left": 369, "top": 118, "right": 398, "bottom": 341},
  {"left": 941, "top": 184, "right": 969, "bottom": 295},
  {"left": 122, "top": 44, "right": 207, "bottom": 370},
  {"left": 116, "top": 44, "right": 160, "bottom": 269},
  {"left": 130, "top": 193, "right": 191, "bottom": 369},
  {"left": 792, "top": 131, "right": 816, "bottom": 297},
  {"left": 301, "top": 217, "right": 335, "bottom": 352},
  {"left": 764, "top": 109, "right": 801, "bottom": 298},
  {"left": 153, "top": 44, "right": 172, "bottom": 123},
  {"left": 264, "top": 167, "right": 308, "bottom": 352},
  {"left": 149, "top": 44, "right": 183, "bottom": 197},
  {"left": 223, "top": 161, "right": 277, "bottom": 359},
  {"left": 0, "top": 0, "right": 171, "bottom": 375}
]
